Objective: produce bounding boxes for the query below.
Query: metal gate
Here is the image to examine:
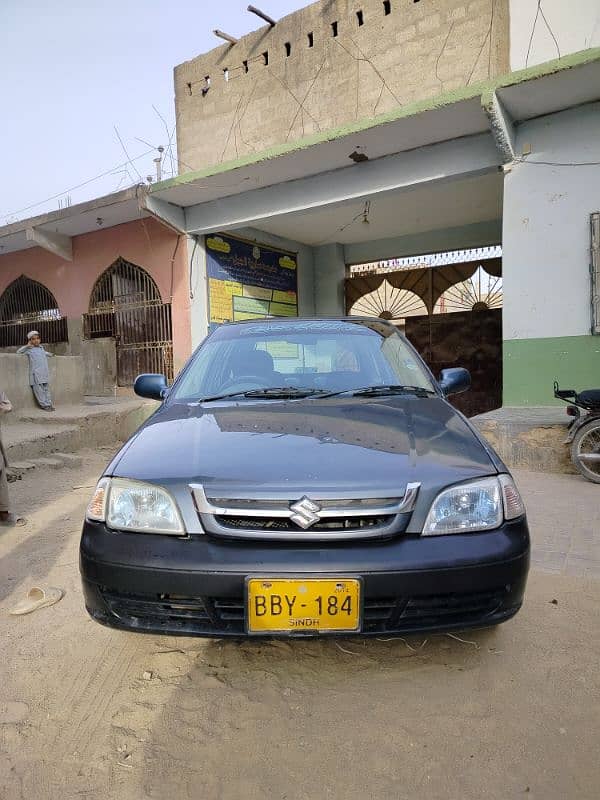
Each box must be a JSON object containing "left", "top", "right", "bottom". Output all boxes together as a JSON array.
[
  {"left": 346, "top": 258, "right": 503, "bottom": 417},
  {"left": 0, "top": 275, "right": 68, "bottom": 347},
  {"left": 83, "top": 258, "right": 173, "bottom": 386},
  {"left": 404, "top": 308, "right": 502, "bottom": 417}
]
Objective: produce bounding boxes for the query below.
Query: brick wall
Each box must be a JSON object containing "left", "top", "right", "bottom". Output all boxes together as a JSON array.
[{"left": 174, "top": 0, "right": 509, "bottom": 172}]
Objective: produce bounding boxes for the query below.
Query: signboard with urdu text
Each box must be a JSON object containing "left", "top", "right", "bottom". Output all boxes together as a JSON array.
[{"left": 205, "top": 234, "right": 298, "bottom": 324}]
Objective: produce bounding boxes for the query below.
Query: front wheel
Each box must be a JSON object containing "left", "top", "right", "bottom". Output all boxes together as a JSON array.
[{"left": 571, "top": 419, "right": 600, "bottom": 483}]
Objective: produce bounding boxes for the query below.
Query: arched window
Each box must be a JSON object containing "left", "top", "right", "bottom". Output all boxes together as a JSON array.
[
  {"left": 88, "top": 257, "right": 162, "bottom": 313},
  {"left": 0, "top": 275, "right": 67, "bottom": 347},
  {"left": 84, "top": 257, "right": 173, "bottom": 385}
]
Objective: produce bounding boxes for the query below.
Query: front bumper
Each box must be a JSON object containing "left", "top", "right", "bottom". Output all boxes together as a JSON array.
[{"left": 80, "top": 519, "right": 530, "bottom": 637}]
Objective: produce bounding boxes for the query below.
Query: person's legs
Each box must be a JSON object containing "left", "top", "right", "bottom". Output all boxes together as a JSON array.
[
  {"left": 46, "top": 384, "right": 54, "bottom": 410},
  {"left": 32, "top": 381, "right": 53, "bottom": 410}
]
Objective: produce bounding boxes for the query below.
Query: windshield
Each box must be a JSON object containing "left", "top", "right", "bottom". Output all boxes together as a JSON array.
[{"left": 171, "top": 319, "right": 436, "bottom": 401}]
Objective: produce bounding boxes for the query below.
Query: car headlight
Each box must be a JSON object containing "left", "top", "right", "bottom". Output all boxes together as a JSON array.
[
  {"left": 422, "top": 475, "right": 524, "bottom": 536},
  {"left": 86, "top": 477, "right": 185, "bottom": 535}
]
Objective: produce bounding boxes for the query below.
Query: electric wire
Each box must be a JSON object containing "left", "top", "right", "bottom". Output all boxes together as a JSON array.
[
  {"left": 514, "top": 158, "right": 600, "bottom": 167},
  {"left": 1, "top": 148, "right": 155, "bottom": 222},
  {"left": 114, "top": 126, "right": 143, "bottom": 181},
  {"left": 525, "top": 0, "right": 561, "bottom": 68}
]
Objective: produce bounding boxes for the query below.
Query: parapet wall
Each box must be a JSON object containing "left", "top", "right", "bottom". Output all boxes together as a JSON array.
[
  {"left": 0, "top": 354, "right": 84, "bottom": 411},
  {"left": 175, "top": 0, "right": 509, "bottom": 171}
]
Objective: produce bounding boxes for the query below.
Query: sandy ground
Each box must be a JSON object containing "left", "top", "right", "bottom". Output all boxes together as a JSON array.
[{"left": 0, "top": 450, "right": 599, "bottom": 800}]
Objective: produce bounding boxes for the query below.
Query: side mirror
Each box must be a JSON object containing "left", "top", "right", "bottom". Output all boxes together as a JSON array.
[
  {"left": 439, "top": 367, "right": 471, "bottom": 396},
  {"left": 134, "top": 373, "right": 169, "bottom": 401}
]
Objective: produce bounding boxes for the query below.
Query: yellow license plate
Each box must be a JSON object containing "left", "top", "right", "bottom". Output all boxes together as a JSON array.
[{"left": 247, "top": 578, "right": 361, "bottom": 633}]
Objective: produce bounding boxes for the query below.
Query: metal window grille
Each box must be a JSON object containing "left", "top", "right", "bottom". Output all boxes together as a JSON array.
[
  {"left": 591, "top": 213, "right": 600, "bottom": 335},
  {"left": 0, "top": 275, "right": 68, "bottom": 347}
]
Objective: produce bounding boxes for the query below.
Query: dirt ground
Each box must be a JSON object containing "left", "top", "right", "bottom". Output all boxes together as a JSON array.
[{"left": 1, "top": 449, "right": 599, "bottom": 800}]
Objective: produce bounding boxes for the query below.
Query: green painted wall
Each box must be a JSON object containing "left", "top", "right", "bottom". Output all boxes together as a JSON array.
[{"left": 503, "top": 336, "right": 600, "bottom": 405}]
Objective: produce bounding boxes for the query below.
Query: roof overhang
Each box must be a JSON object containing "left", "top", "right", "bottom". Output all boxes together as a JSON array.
[
  {"left": 148, "top": 47, "right": 600, "bottom": 213},
  {"left": 2, "top": 48, "right": 599, "bottom": 258},
  {"left": 0, "top": 186, "right": 152, "bottom": 258}
]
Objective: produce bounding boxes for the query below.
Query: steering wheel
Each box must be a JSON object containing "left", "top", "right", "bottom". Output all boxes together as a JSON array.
[{"left": 219, "top": 375, "right": 269, "bottom": 393}]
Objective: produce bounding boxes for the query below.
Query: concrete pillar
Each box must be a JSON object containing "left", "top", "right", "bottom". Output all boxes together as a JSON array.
[
  {"left": 314, "top": 243, "right": 346, "bottom": 316},
  {"left": 67, "top": 316, "right": 83, "bottom": 355},
  {"left": 502, "top": 103, "right": 600, "bottom": 405},
  {"left": 188, "top": 235, "right": 210, "bottom": 350}
]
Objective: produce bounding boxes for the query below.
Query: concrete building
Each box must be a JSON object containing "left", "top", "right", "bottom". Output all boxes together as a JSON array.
[
  {"left": 175, "top": 0, "right": 510, "bottom": 171},
  {"left": 1, "top": 0, "right": 599, "bottom": 411},
  {"left": 0, "top": 189, "right": 191, "bottom": 392}
]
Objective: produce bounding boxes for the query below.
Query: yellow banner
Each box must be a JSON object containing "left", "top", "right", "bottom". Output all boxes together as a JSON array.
[
  {"left": 269, "top": 301, "right": 297, "bottom": 317},
  {"left": 209, "top": 279, "right": 243, "bottom": 323},
  {"left": 272, "top": 290, "right": 297, "bottom": 305},
  {"left": 243, "top": 285, "right": 273, "bottom": 301}
]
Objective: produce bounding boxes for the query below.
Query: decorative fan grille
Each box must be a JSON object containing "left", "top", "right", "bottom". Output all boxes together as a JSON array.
[
  {"left": 349, "top": 280, "right": 427, "bottom": 320},
  {"left": 433, "top": 267, "right": 502, "bottom": 314}
]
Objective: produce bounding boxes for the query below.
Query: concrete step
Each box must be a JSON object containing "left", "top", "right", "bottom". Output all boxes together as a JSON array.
[
  {"left": 53, "top": 452, "right": 84, "bottom": 468},
  {"left": 7, "top": 452, "right": 84, "bottom": 479},
  {"left": 2, "top": 398, "right": 155, "bottom": 464},
  {"left": 7, "top": 460, "right": 37, "bottom": 474},
  {"left": 4, "top": 422, "right": 82, "bottom": 463}
]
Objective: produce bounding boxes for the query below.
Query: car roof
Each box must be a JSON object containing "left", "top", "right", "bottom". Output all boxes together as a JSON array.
[
  {"left": 220, "top": 316, "right": 380, "bottom": 325},
  {"left": 217, "top": 316, "right": 399, "bottom": 333}
]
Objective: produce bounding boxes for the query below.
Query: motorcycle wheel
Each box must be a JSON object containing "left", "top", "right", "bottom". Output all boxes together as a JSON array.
[{"left": 571, "top": 419, "right": 600, "bottom": 483}]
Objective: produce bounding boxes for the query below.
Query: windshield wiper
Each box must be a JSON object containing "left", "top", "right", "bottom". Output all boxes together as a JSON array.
[
  {"left": 198, "top": 385, "right": 434, "bottom": 403},
  {"left": 199, "top": 387, "right": 328, "bottom": 402},
  {"left": 320, "top": 384, "right": 436, "bottom": 399},
  {"left": 243, "top": 387, "right": 328, "bottom": 399}
]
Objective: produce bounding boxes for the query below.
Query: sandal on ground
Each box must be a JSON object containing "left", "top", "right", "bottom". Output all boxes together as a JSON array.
[{"left": 9, "top": 586, "right": 64, "bottom": 616}]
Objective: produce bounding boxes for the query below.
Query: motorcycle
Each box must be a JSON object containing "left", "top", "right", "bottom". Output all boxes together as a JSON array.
[{"left": 554, "top": 382, "right": 600, "bottom": 483}]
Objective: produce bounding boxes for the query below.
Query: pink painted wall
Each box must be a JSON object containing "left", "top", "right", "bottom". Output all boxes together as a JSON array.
[{"left": 0, "top": 218, "right": 192, "bottom": 371}]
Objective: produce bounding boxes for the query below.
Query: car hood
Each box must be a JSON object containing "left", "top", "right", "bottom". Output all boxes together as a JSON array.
[{"left": 109, "top": 396, "right": 497, "bottom": 494}]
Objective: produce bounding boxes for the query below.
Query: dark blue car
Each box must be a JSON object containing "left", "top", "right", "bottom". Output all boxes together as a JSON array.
[{"left": 80, "top": 318, "right": 529, "bottom": 637}]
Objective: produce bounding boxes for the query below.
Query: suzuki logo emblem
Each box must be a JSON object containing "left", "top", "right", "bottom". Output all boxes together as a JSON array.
[{"left": 289, "top": 496, "right": 322, "bottom": 529}]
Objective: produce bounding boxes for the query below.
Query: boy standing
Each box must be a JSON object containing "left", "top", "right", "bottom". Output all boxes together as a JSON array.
[
  {"left": 17, "top": 331, "right": 54, "bottom": 411},
  {"left": 0, "top": 390, "right": 26, "bottom": 527}
]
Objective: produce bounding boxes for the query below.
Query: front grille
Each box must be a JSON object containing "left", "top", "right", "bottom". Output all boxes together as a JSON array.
[
  {"left": 192, "top": 483, "right": 421, "bottom": 541},
  {"left": 102, "top": 590, "right": 244, "bottom": 634},
  {"left": 101, "top": 587, "right": 511, "bottom": 636},
  {"left": 208, "top": 497, "right": 398, "bottom": 510},
  {"left": 214, "top": 515, "right": 395, "bottom": 532},
  {"left": 362, "top": 588, "right": 508, "bottom": 633}
]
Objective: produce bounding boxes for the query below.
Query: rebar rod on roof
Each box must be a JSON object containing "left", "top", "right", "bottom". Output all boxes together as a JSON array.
[
  {"left": 214, "top": 29, "right": 238, "bottom": 45},
  {"left": 247, "top": 5, "right": 276, "bottom": 27}
]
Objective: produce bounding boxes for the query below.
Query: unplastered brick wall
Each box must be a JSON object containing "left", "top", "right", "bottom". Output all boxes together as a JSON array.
[{"left": 174, "top": 0, "right": 509, "bottom": 172}]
